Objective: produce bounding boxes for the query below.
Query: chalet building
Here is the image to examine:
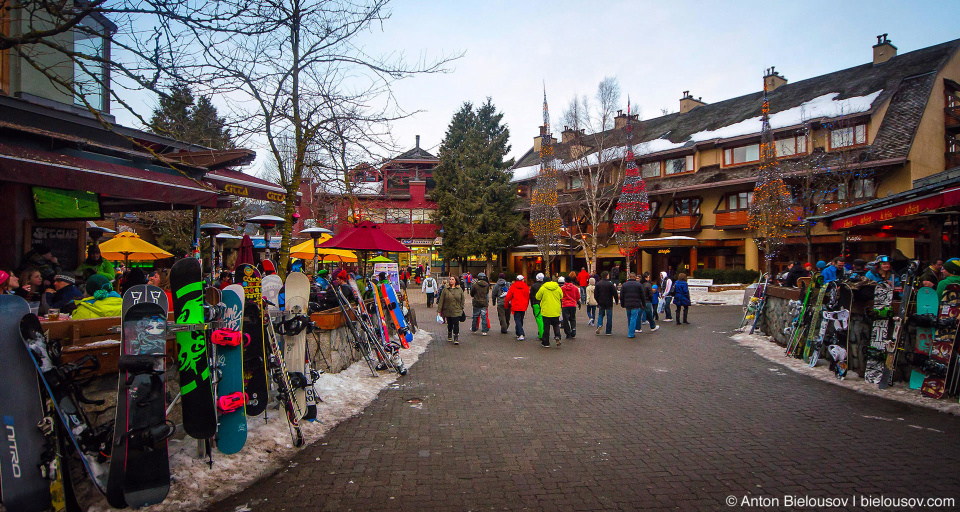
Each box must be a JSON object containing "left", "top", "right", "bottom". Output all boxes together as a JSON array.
[
  {"left": 508, "top": 36, "right": 960, "bottom": 277},
  {"left": 309, "top": 136, "right": 442, "bottom": 268},
  {"left": 1, "top": 10, "right": 274, "bottom": 271}
]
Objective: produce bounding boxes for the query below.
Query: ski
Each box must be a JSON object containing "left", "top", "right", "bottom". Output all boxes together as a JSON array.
[
  {"left": 264, "top": 310, "right": 305, "bottom": 447},
  {"left": 236, "top": 264, "right": 270, "bottom": 417}
]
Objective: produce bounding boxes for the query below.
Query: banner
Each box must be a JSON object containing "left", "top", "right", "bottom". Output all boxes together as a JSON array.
[{"left": 373, "top": 262, "right": 401, "bottom": 293}]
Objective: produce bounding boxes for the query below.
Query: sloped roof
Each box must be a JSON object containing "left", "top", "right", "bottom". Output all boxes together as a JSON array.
[
  {"left": 391, "top": 145, "right": 437, "bottom": 162},
  {"left": 512, "top": 38, "right": 960, "bottom": 182}
]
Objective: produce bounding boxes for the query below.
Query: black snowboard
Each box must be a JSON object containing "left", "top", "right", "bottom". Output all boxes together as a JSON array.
[
  {"left": 110, "top": 285, "right": 172, "bottom": 508},
  {"left": 237, "top": 264, "right": 270, "bottom": 417},
  {"left": 171, "top": 258, "right": 217, "bottom": 439},
  {"left": 0, "top": 295, "right": 50, "bottom": 511}
]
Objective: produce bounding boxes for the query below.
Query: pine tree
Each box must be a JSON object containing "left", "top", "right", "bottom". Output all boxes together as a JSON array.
[
  {"left": 433, "top": 99, "right": 520, "bottom": 273},
  {"left": 149, "top": 84, "right": 233, "bottom": 149}
]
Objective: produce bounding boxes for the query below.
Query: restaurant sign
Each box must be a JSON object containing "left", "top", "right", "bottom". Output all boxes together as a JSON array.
[{"left": 831, "top": 188, "right": 960, "bottom": 230}]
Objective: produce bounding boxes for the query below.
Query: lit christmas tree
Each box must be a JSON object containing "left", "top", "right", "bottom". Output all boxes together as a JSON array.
[
  {"left": 748, "top": 70, "right": 794, "bottom": 274},
  {"left": 613, "top": 99, "right": 650, "bottom": 276},
  {"left": 530, "top": 88, "right": 563, "bottom": 275}
]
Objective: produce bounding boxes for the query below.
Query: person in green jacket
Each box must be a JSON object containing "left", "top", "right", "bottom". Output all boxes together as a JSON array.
[
  {"left": 72, "top": 274, "right": 122, "bottom": 319},
  {"left": 76, "top": 245, "right": 116, "bottom": 284},
  {"left": 535, "top": 277, "right": 563, "bottom": 348},
  {"left": 936, "top": 258, "right": 960, "bottom": 301}
]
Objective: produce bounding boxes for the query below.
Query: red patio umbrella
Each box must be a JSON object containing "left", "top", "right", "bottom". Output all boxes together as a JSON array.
[
  {"left": 318, "top": 221, "right": 410, "bottom": 277},
  {"left": 234, "top": 234, "right": 256, "bottom": 270}
]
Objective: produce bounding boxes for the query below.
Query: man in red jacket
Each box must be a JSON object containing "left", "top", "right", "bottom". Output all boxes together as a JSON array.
[
  {"left": 560, "top": 276, "right": 581, "bottom": 339},
  {"left": 577, "top": 267, "right": 590, "bottom": 307},
  {"left": 504, "top": 275, "right": 530, "bottom": 340}
]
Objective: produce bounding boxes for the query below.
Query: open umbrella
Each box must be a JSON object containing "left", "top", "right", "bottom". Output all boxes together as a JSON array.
[
  {"left": 368, "top": 255, "right": 393, "bottom": 263},
  {"left": 289, "top": 238, "right": 358, "bottom": 262},
  {"left": 318, "top": 221, "right": 410, "bottom": 276},
  {"left": 97, "top": 232, "right": 173, "bottom": 267},
  {"left": 234, "top": 234, "right": 255, "bottom": 270}
]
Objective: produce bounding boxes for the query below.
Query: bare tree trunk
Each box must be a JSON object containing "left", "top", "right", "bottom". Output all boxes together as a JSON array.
[
  {"left": 806, "top": 225, "right": 814, "bottom": 265},
  {"left": 486, "top": 252, "right": 493, "bottom": 277},
  {"left": 623, "top": 252, "right": 631, "bottom": 278}
]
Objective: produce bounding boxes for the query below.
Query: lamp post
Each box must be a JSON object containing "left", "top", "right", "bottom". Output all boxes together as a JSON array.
[
  {"left": 245, "top": 214, "right": 286, "bottom": 262},
  {"left": 300, "top": 227, "right": 333, "bottom": 278},
  {"left": 86, "top": 225, "right": 115, "bottom": 246},
  {"left": 199, "top": 223, "right": 232, "bottom": 284},
  {"left": 438, "top": 225, "right": 446, "bottom": 275}
]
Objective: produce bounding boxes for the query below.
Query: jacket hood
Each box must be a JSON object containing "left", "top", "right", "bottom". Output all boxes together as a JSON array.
[
  {"left": 589, "top": 278, "right": 595, "bottom": 285},
  {"left": 497, "top": 278, "right": 506, "bottom": 286},
  {"left": 542, "top": 281, "right": 560, "bottom": 291},
  {"left": 660, "top": 271, "right": 667, "bottom": 280}
]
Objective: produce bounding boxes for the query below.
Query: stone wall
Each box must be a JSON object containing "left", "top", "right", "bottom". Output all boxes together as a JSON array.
[{"left": 309, "top": 325, "right": 365, "bottom": 373}]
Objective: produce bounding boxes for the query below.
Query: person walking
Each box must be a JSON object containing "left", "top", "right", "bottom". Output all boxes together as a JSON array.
[
  {"left": 535, "top": 276, "right": 563, "bottom": 347},
  {"left": 436, "top": 276, "right": 466, "bottom": 344},
  {"left": 658, "top": 271, "right": 673, "bottom": 321},
  {"left": 504, "top": 275, "right": 530, "bottom": 340},
  {"left": 529, "top": 273, "right": 545, "bottom": 340},
  {"left": 610, "top": 264, "right": 621, "bottom": 283},
  {"left": 577, "top": 267, "right": 590, "bottom": 307},
  {"left": 560, "top": 276, "right": 580, "bottom": 339},
  {"left": 673, "top": 273, "right": 692, "bottom": 325},
  {"left": 639, "top": 273, "right": 659, "bottom": 332},
  {"left": 585, "top": 277, "right": 597, "bottom": 326},
  {"left": 470, "top": 272, "right": 491, "bottom": 335},
  {"left": 422, "top": 274, "right": 439, "bottom": 308},
  {"left": 594, "top": 271, "right": 618, "bottom": 335},
  {"left": 620, "top": 273, "right": 645, "bottom": 338},
  {"left": 491, "top": 273, "right": 511, "bottom": 334}
]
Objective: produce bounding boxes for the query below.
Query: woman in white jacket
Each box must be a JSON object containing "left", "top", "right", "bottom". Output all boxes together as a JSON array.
[
  {"left": 422, "top": 274, "right": 439, "bottom": 308},
  {"left": 658, "top": 271, "right": 674, "bottom": 321}
]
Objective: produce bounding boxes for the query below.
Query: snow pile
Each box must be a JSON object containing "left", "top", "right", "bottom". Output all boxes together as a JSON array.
[
  {"left": 691, "top": 289, "right": 744, "bottom": 306},
  {"left": 730, "top": 332, "right": 960, "bottom": 416},
  {"left": 85, "top": 329, "right": 433, "bottom": 512}
]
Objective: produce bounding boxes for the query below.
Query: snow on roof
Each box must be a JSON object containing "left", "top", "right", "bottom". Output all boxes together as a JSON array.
[{"left": 511, "top": 90, "right": 882, "bottom": 183}]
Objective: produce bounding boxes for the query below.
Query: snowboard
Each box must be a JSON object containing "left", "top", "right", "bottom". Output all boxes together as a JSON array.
[
  {"left": 170, "top": 258, "right": 217, "bottom": 440},
  {"left": 19, "top": 313, "right": 111, "bottom": 500},
  {"left": 0, "top": 295, "right": 50, "bottom": 512},
  {"left": 261, "top": 274, "right": 283, "bottom": 318},
  {"left": 214, "top": 285, "right": 247, "bottom": 454},
  {"left": 282, "top": 271, "right": 310, "bottom": 420},
  {"left": 920, "top": 285, "right": 960, "bottom": 399},
  {"left": 263, "top": 308, "right": 305, "bottom": 447},
  {"left": 236, "top": 264, "right": 269, "bottom": 417},
  {"left": 865, "top": 278, "right": 895, "bottom": 384},
  {"left": 785, "top": 277, "right": 815, "bottom": 357},
  {"left": 910, "top": 287, "right": 939, "bottom": 388},
  {"left": 380, "top": 281, "right": 412, "bottom": 348},
  {"left": 809, "top": 281, "right": 839, "bottom": 367},
  {"left": 880, "top": 263, "right": 918, "bottom": 389},
  {"left": 111, "top": 284, "right": 172, "bottom": 508},
  {"left": 801, "top": 278, "right": 828, "bottom": 362}
]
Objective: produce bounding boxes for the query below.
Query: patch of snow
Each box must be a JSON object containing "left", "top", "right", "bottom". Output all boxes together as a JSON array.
[
  {"left": 84, "top": 329, "right": 433, "bottom": 512},
  {"left": 730, "top": 331, "right": 960, "bottom": 417},
  {"left": 691, "top": 289, "right": 744, "bottom": 306},
  {"left": 63, "top": 339, "right": 121, "bottom": 350}
]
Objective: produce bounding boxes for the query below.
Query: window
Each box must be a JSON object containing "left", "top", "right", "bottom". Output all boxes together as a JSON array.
[
  {"left": 723, "top": 144, "right": 760, "bottom": 165},
  {"left": 73, "top": 17, "right": 109, "bottom": 111},
  {"left": 674, "top": 198, "right": 701, "bottom": 214},
  {"left": 641, "top": 161, "right": 661, "bottom": 179},
  {"left": 830, "top": 124, "right": 867, "bottom": 149},
  {"left": 385, "top": 209, "right": 409, "bottom": 223},
  {"left": 665, "top": 156, "right": 694, "bottom": 175},
  {"left": 726, "top": 192, "right": 752, "bottom": 210},
  {"left": 837, "top": 178, "right": 876, "bottom": 201},
  {"left": 568, "top": 176, "right": 583, "bottom": 189},
  {"left": 412, "top": 209, "right": 435, "bottom": 224},
  {"left": 649, "top": 201, "right": 659, "bottom": 216},
  {"left": 775, "top": 135, "right": 807, "bottom": 157},
  {"left": 368, "top": 208, "right": 386, "bottom": 223}
]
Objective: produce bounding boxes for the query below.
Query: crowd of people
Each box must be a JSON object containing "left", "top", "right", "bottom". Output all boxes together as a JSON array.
[
  {"left": 432, "top": 268, "right": 692, "bottom": 347},
  {"left": 776, "top": 254, "right": 960, "bottom": 299}
]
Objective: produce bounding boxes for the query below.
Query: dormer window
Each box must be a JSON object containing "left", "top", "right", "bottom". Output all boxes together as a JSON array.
[
  {"left": 665, "top": 155, "right": 694, "bottom": 175},
  {"left": 829, "top": 124, "right": 867, "bottom": 150},
  {"left": 775, "top": 134, "right": 807, "bottom": 157}
]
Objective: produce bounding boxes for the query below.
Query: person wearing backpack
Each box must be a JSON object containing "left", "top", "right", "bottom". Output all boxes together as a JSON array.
[
  {"left": 422, "top": 274, "right": 438, "bottom": 308},
  {"left": 491, "top": 273, "right": 511, "bottom": 334},
  {"left": 504, "top": 275, "right": 530, "bottom": 340}
]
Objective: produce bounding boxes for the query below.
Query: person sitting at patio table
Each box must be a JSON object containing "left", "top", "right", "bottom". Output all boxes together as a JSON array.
[
  {"left": 72, "top": 274, "right": 122, "bottom": 319},
  {"left": 76, "top": 244, "right": 116, "bottom": 283}
]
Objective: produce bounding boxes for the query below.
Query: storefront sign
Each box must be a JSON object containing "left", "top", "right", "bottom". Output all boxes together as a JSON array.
[
  {"left": 401, "top": 238, "right": 437, "bottom": 246},
  {"left": 687, "top": 278, "right": 714, "bottom": 287},
  {"left": 831, "top": 188, "right": 960, "bottom": 230}
]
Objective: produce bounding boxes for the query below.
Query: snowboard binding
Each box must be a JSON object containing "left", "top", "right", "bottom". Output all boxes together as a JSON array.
[
  {"left": 216, "top": 392, "right": 247, "bottom": 414},
  {"left": 119, "top": 421, "right": 176, "bottom": 453}
]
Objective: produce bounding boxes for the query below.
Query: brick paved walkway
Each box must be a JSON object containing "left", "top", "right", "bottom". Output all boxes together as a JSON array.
[{"left": 207, "top": 302, "right": 960, "bottom": 511}]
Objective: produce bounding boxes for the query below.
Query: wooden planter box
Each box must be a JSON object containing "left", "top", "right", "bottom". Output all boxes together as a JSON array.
[{"left": 311, "top": 308, "right": 348, "bottom": 330}]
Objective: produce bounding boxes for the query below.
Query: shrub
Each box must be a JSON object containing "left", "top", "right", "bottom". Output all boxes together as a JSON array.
[{"left": 691, "top": 268, "right": 761, "bottom": 285}]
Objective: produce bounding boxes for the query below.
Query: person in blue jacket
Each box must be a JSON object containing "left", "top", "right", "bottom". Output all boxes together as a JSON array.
[
  {"left": 673, "top": 273, "right": 691, "bottom": 325},
  {"left": 865, "top": 255, "right": 900, "bottom": 287},
  {"left": 821, "top": 256, "right": 845, "bottom": 283}
]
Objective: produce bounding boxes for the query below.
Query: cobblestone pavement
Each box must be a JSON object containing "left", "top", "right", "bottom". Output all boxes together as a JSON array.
[{"left": 207, "top": 302, "right": 960, "bottom": 511}]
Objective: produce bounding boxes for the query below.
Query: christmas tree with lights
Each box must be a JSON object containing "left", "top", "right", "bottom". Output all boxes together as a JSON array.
[
  {"left": 530, "top": 88, "right": 563, "bottom": 276},
  {"left": 613, "top": 100, "right": 650, "bottom": 276}
]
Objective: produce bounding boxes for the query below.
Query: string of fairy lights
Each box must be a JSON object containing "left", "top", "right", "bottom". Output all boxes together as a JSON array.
[
  {"left": 748, "top": 75, "right": 794, "bottom": 263},
  {"left": 530, "top": 88, "right": 563, "bottom": 270},
  {"left": 613, "top": 99, "right": 651, "bottom": 261}
]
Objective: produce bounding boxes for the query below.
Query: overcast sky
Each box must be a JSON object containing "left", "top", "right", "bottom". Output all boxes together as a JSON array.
[{"left": 354, "top": 0, "right": 958, "bottom": 163}]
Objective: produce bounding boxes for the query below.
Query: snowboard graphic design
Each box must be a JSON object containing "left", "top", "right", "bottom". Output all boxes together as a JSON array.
[
  {"left": 282, "top": 272, "right": 310, "bottom": 419},
  {"left": 215, "top": 285, "right": 247, "bottom": 454},
  {"left": 910, "top": 287, "right": 939, "bottom": 388},
  {"left": 237, "top": 264, "right": 269, "bottom": 417},
  {"left": 381, "top": 281, "right": 412, "bottom": 348},
  {"left": 171, "top": 258, "right": 217, "bottom": 439},
  {"left": 865, "top": 279, "right": 894, "bottom": 384},
  {"left": 921, "top": 285, "right": 960, "bottom": 399}
]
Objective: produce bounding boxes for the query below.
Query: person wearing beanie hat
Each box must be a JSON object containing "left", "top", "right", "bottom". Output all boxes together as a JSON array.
[
  {"left": 0, "top": 270, "right": 18, "bottom": 294},
  {"left": 816, "top": 260, "right": 827, "bottom": 271},
  {"left": 76, "top": 244, "right": 115, "bottom": 283},
  {"left": 504, "top": 273, "right": 530, "bottom": 340},
  {"left": 491, "top": 273, "right": 511, "bottom": 334},
  {"left": 936, "top": 258, "right": 960, "bottom": 300},
  {"left": 529, "top": 273, "right": 546, "bottom": 340},
  {"left": 45, "top": 274, "right": 83, "bottom": 311},
  {"left": 73, "top": 274, "right": 122, "bottom": 319},
  {"left": 17, "top": 243, "right": 62, "bottom": 288}
]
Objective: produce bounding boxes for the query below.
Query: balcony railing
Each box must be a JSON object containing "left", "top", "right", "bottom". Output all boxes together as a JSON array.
[
  {"left": 714, "top": 210, "right": 749, "bottom": 228},
  {"left": 661, "top": 214, "right": 702, "bottom": 232}
]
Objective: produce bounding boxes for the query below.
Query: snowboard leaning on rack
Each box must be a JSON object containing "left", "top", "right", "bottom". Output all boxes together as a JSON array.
[
  {"left": 921, "top": 285, "right": 960, "bottom": 399},
  {"left": 215, "top": 285, "right": 248, "bottom": 454},
  {"left": 880, "top": 263, "right": 918, "bottom": 389},
  {"left": 236, "top": 264, "right": 269, "bottom": 417},
  {"left": 171, "top": 258, "right": 217, "bottom": 439},
  {"left": 864, "top": 279, "right": 894, "bottom": 384},
  {"left": 909, "top": 287, "right": 939, "bottom": 389},
  {"left": 109, "top": 284, "right": 173, "bottom": 508},
  {"left": 281, "top": 271, "right": 310, "bottom": 420}
]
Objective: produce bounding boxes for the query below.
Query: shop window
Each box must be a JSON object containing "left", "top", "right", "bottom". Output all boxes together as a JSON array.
[
  {"left": 674, "top": 198, "right": 700, "bottom": 215},
  {"left": 412, "top": 208, "right": 435, "bottom": 224},
  {"left": 368, "top": 208, "right": 386, "bottom": 223},
  {"left": 725, "top": 191, "right": 752, "bottom": 210},
  {"left": 641, "top": 161, "right": 661, "bottom": 179},
  {"left": 775, "top": 135, "right": 807, "bottom": 157},
  {"left": 836, "top": 178, "right": 876, "bottom": 201},
  {"left": 568, "top": 176, "right": 583, "bottom": 189},
  {"left": 665, "top": 155, "right": 694, "bottom": 175},
  {"left": 830, "top": 124, "right": 867, "bottom": 149},
  {"left": 723, "top": 144, "right": 760, "bottom": 166},
  {"left": 385, "top": 208, "right": 409, "bottom": 223}
]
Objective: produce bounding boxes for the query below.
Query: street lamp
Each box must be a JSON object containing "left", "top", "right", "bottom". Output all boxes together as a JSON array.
[
  {"left": 245, "top": 215, "right": 285, "bottom": 261},
  {"left": 300, "top": 227, "right": 333, "bottom": 277},
  {"left": 200, "top": 223, "right": 233, "bottom": 284}
]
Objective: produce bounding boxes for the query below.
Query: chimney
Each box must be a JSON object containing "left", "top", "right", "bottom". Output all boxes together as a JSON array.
[
  {"left": 873, "top": 34, "right": 897, "bottom": 65},
  {"left": 415, "top": 135, "right": 420, "bottom": 151},
  {"left": 534, "top": 125, "right": 554, "bottom": 153},
  {"left": 614, "top": 110, "right": 639, "bottom": 129},
  {"left": 561, "top": 126, "right": 579, "bottom": 143},
  {"left": 763, "top": 66, "right": 788, "bottom": 92},
  {"left": 679, "top": 91, "right": 707, "bottom": 114}
]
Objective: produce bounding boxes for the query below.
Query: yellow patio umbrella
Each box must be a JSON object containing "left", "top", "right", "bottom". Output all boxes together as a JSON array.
[
  {"left": 97, "top": 231, "right": 174, "bottom": 266},
  {"left": 289, "top": 237, "right": 358, "bottom": 262}
]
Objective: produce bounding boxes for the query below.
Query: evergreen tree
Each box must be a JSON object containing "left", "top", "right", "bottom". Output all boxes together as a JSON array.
[
  {"left": 149, "top": 84, "right": 234, "bottom": 149},
  {"left": 433, "top": 99, "right": 520, "bottom": 272}
]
